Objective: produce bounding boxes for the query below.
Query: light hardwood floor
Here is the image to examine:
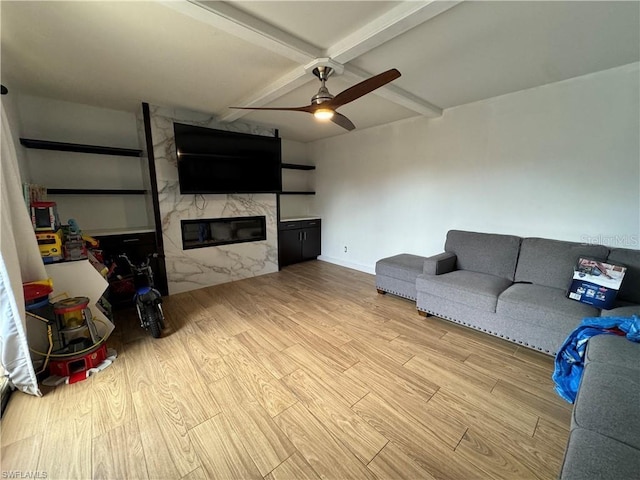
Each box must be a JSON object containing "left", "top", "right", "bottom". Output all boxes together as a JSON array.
[{"left": 1, "top": 261, "right": 571, "bottom": 479}]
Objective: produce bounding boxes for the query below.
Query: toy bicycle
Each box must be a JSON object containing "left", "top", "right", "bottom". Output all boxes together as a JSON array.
[{"left": 118, "top": 253, "right": 165, "bottom": 338}]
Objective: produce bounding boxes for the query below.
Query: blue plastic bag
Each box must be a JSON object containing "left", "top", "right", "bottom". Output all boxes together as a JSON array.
[{"left": 553, "top": 315, "right": 640, "bottom": 403}]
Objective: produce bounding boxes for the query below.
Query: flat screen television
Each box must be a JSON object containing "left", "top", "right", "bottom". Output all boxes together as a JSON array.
[{"left": 174, "top": 123, "right": 282, "bottom": 194}]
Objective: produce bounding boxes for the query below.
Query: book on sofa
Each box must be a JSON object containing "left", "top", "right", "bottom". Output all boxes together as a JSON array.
[{"left": 568, "top": 257, "right": 626, "bottom": 310}]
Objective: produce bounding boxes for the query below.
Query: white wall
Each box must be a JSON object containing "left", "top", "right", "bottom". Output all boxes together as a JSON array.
[
  {"left": 311, "top": 63, "right": 640, "bottom": 274},
  {"left": 17, "top": 95, "right": 152, "bottom": 233},
  {"left": 280, "top": 139, "right": 316, "bottom": 219}
]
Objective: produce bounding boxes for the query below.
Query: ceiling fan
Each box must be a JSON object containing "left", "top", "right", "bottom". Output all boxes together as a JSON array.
[{"left": 230, "top": 67, "right": 401, "bottom": 131}]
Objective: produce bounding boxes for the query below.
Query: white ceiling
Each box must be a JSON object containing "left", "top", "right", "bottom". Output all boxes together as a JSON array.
[{"left": 2, "top": 1, "right": 639, "bottom": 143}]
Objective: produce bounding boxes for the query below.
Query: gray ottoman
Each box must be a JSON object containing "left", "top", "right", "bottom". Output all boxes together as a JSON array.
[{"left": 375, "top": 254, "right": 426, "bottom": 301}]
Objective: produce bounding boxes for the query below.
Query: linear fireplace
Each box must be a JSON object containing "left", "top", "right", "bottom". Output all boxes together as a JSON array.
[{"left": 181, "top": 216, "right": 267, "bottom": 250}]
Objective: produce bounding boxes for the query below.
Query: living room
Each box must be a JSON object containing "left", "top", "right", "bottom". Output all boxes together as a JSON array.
[{"left": 1, "top": 2, "right": 639, "bottom": 479}]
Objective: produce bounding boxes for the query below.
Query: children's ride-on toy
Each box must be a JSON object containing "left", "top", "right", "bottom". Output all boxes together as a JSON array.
[{"left": 118, "top": 253, "right": 164, "bottom": 338}]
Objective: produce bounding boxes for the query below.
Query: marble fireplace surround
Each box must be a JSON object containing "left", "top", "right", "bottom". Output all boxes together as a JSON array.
[{"left": 147, "top": 105, "right": 278, "bottom": 295}]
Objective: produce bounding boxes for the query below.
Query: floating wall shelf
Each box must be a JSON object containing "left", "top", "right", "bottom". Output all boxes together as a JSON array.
[
  {"left": 20, "top": 138, "right": 143, "bottom": 157},
  {"left": 47, "top": 188, "right": 147, "bottom": 195},
  {"left": 281, "top": 163, "right": 316, "bottom": 171}
]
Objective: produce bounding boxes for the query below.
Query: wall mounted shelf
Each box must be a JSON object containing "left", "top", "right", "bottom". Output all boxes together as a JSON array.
[
  {"left": 47, "top": 188, "right": 147, "bottom": 195},
  {"left": 281, "top": 163, "right": 316, "bottom": 171},
  {"left": 20, "top": 138, "right": 142, "bottom": 157},
  {"left": 280, "top": 191, "right": 316, "bottom": 195}
]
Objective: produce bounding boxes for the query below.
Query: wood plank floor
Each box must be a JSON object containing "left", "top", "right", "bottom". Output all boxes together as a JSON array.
[{"left": 1, "top": 261, "right": 571, "bottom": 479}]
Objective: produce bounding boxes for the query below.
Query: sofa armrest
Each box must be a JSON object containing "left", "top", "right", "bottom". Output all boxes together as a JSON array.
[{"left": 423, "top": 252, "right": 457, "bottom": 275}]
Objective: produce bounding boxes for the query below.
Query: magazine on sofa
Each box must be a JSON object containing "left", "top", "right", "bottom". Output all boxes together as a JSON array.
[{"left": 567, "top": 257, "right": 626, "bottom": 310}]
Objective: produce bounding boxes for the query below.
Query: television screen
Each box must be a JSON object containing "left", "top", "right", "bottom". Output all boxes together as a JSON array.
[{"left": 174, "top": 123, "right": 282, "bottom": 194}]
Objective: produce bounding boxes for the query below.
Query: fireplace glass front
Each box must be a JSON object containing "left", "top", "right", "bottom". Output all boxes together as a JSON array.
[{"left": 181, "top": 216, "right": 266, "bottom": 250}]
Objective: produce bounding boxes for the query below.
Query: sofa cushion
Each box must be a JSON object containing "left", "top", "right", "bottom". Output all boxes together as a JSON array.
[
  {"left": 585, "top": 334, "right": 640, "bottom": 369},
  {"left": 497, "top": 283, "right": 599, "bottom": 332},
  {"left": 559, "top": 427, "right": 640, "bottom": 480},
  {"left": 375, "top": 254, "right": 425, "bottom": 283},
  {"left": 416, "top": 270, "right": 512, "bottom": 313},
  {"left": 600, "top": 304, "right": 640, "bottom": 317},
  {"left": 573, "top": 361, "right": 640, "bottom": 450},
  {"left": 514, "top": 238, "right": 609, "bottom": 290},
  {"left": 444, "top": 230, "right": 521, "bottom": 280},
  {"left": 607, "top": 247, "right": 640, "bottom": 304}
]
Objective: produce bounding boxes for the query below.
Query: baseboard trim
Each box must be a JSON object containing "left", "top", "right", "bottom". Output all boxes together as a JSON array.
[{"left": 317, "top": 255, "right": 375, "bottom": 275}]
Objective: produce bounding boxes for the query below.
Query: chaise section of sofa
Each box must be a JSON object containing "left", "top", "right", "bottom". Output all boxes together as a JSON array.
[
  {"left": 375, "top": 253, "right": 426, "bottom": 301},
  {"left": 559, "top": 334, "right": 640, "bottom": 479}
]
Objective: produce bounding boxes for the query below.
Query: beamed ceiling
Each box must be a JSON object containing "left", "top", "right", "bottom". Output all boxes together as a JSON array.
[{"left": 2, "top": 1, "right": 639, "bottom": 142}]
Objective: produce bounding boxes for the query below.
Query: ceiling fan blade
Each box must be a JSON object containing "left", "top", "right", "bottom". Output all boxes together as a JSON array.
[
  {"left": 331, "top": 112, "right": 356, "bottom": 131},
  {"left": 229, "top": 105, "right": 314, "bottom": 113},
  {"left": 328, "top": 69, "right": 401, "bottom": 109},
  {"left": 329, "top": 68, "right": 401, "bottom": 108}
]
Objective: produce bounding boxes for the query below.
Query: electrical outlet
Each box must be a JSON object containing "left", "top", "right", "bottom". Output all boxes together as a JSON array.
[{"left": 344, "top": 246, "right": 348, "bottom": 253}]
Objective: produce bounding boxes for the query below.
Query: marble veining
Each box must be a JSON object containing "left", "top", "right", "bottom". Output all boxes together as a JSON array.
[{"left": 148, "top": 105, "right": 279, "bottom": 295}]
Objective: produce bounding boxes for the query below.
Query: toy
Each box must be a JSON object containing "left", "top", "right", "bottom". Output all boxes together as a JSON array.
[
  {"left": 23, "top": 278, "right": 117, "bottom": 386},
  {"left": 118, "top": 253, "right": 165, "bottom": 338},
  {"left": 63, "top": 218, "right": 88, "bottom": 260},
  {"left": 23, "top": 279, "right": 54, "bottom": 310},
  {"left": 36, "top": 229, "right": 64, "bottom": 263},
  {"left": 43, "top": 347, "right": 117, "bottom": 386},
  {"left": 31, "top": 201, "right": 60, "bottom": 232},
  {"left": 83, "top": 234, "right": 99, "bottom": 249},
  {"left": 47, "top": 343, "right": 108, "bottom": 378},
  {"left": 53, "top": 296, "right": 100, "bottom": 350}
]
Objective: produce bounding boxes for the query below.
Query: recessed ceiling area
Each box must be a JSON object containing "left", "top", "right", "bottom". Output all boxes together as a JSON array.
[{"left": 2, "top": 1, "right": 638, "bottom": 143}]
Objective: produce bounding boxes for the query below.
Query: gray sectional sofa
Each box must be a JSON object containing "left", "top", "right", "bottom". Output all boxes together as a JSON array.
[
  {"left": 376, "top": 229, "right": 640, "bottom": 355},
  {"left": 376, "top": 229, "right": 640, "bottom": 479}
]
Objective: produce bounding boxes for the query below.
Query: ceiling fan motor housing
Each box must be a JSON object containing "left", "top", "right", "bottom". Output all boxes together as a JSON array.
[
  {"left": 311, "top": 66, "right": 335, "bottom": 105},
  {"left": 312, "top": 86, "right": 334, "bottom": 105}
]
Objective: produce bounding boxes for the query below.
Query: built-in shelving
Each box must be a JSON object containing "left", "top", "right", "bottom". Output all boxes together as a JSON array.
[
  {"left": 280, "top": 163, "right": 315, "bottom": 195},
  {"left": 22, "top": 138, "right": 148, "bottom": 197},
  {"left": 20, "top": 138, "right": 142, "bottom": 157},
  {"left": 47, "top": 188, "right": 147, "bottom": 195},
  {"left": 281, "top": 163, "right": 316, "bottom": 171}
]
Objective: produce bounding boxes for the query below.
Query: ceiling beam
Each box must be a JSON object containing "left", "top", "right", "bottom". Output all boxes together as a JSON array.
[
  {"left": 169, "top": 0, "right": 455, "bottom": 122},
  {"left": 163, "top": 0, "right": 321, "bottom": 63},
  {"left": 328, "top": 1, "right": 462, "bottom": 64}
]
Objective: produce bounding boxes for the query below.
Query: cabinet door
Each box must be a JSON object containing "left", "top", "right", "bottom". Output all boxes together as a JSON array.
[
  {"left": 279, "top": 229, "right": 302, "bottom": 267},
  {"left": 301, "top": 227, "right": 321, "bottom": 260}
]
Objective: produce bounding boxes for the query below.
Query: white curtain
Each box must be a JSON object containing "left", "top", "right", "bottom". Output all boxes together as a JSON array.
[{"left": 0, "top": 102, "right": 45, "bottom": 396}]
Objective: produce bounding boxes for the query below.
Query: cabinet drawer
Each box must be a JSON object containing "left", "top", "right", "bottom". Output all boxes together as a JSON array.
[
  {"left": 96, "top": 232, "right": 156, "bottom": 249},
  {"left": 301, "top": 219, "right": 321, "bottom": 228},
  {"left": 279, "top": 221, "right": 302, "bottom": 231},
  {"left": 279, "top": 219, "right": 321, "bottom": 231}
]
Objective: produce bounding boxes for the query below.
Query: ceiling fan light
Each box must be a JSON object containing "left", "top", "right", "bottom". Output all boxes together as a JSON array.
[{"left": 314, "top": 108, "right": 334, "bottom": 121}]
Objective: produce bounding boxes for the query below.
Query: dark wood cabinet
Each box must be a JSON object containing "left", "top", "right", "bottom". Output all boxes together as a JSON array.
[{"left": 278, "top": 219, "right": 321, "bottom": 267}]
